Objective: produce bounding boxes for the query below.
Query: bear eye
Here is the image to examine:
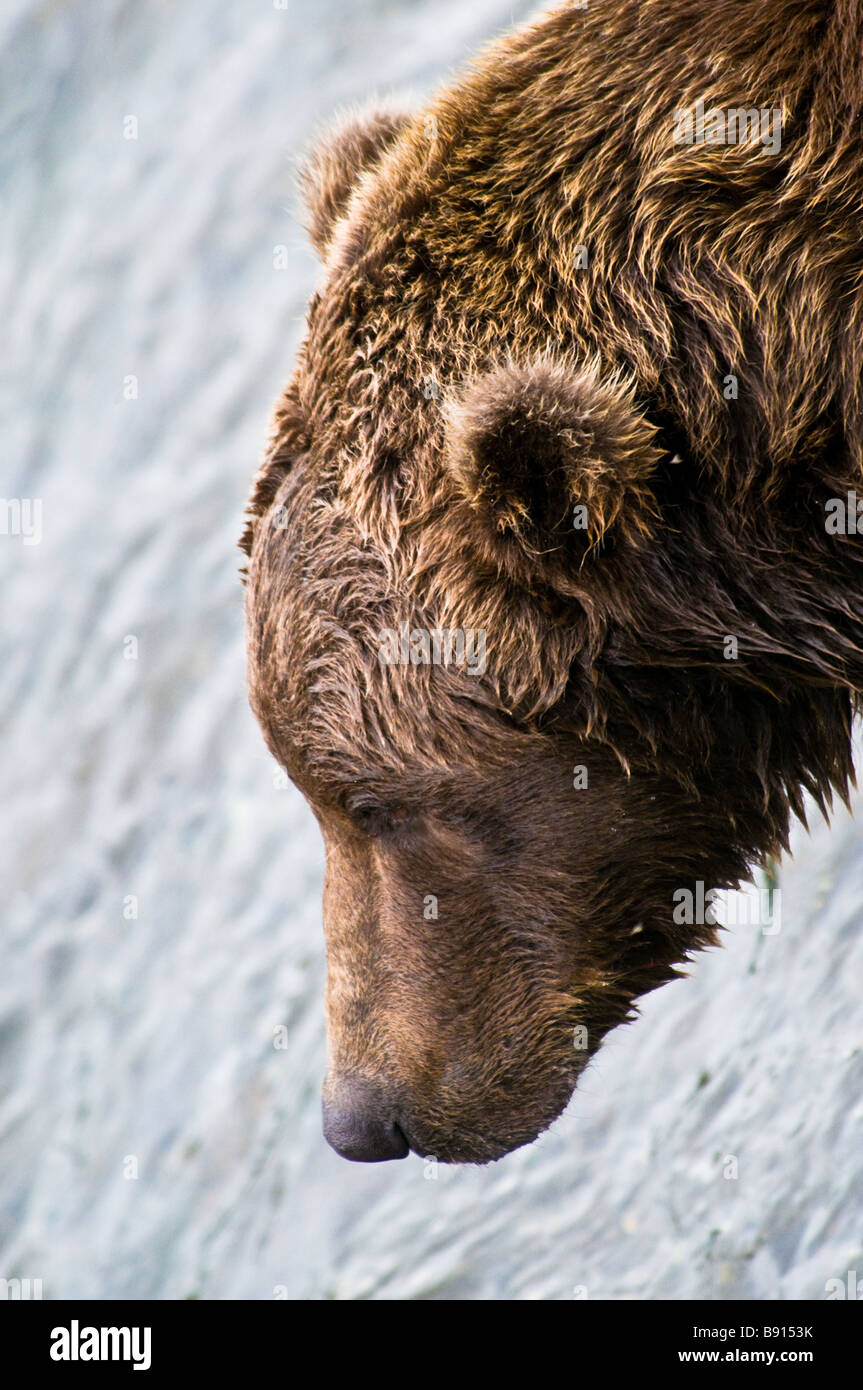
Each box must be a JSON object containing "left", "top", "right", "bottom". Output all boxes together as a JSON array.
[{"left": 347, "top": 800, "right": 410, "bottom": 839}]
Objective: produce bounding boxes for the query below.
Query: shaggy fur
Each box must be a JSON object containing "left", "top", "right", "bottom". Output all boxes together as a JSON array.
[{"left": 241, "top": 0, "right": 863, "bottom": 1164}]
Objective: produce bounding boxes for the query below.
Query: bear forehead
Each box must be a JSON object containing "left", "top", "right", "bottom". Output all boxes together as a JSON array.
[{"left": 247, "top": 527, "right": 528, "bottom": 802}]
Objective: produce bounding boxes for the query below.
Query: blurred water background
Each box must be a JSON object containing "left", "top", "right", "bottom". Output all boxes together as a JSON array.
[{"left": 1, "top": 0, "right": 861, "bottom": 1300}]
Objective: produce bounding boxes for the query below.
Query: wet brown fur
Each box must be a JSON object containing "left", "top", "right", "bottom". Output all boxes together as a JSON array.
[{"left": 241, "top": 1, "right": 863, "bottom": 1163}]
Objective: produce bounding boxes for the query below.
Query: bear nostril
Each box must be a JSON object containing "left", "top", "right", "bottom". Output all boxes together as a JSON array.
[{"left": 321, "top": 1080, "right": 410, "bottom": 1162}]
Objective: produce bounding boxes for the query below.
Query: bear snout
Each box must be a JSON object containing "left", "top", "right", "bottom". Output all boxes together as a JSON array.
[{"left": 321, "top": 1076, "right": 410, "bottom": 1162}]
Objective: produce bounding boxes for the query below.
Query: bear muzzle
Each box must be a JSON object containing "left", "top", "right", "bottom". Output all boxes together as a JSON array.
[{"left": 321, "top": 1076, "right": 410, "bottom": 1162}]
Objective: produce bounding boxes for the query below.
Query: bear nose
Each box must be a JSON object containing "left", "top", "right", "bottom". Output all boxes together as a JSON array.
[{"left": 321, "top": 1078, "right": 410, "bottom": 1162}]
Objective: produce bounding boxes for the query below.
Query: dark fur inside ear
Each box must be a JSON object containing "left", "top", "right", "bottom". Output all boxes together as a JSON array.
[
  {"left": 444, "top": 358, "right": 662, "bottom": 566},
  {"left": 299, "top": 104, "right": 412, "bottom": 255}
]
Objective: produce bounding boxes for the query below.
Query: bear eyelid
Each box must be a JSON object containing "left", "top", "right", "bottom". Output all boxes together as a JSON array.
[{"left": 345, "top": 798, "right": 411, "bottom": 839}]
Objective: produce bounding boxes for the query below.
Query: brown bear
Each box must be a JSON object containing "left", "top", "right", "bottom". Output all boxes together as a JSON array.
[{"left": 241, "top": 0, "right": 863, "bottom": 1164}]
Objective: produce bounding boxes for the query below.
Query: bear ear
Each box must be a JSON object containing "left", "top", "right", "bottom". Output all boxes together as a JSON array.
[
  {"left": 443, "top": 358, "right": 662, "bottom": 576},
  {"left": 299, "top": 104, "right": 412, "bottom": 255}
]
